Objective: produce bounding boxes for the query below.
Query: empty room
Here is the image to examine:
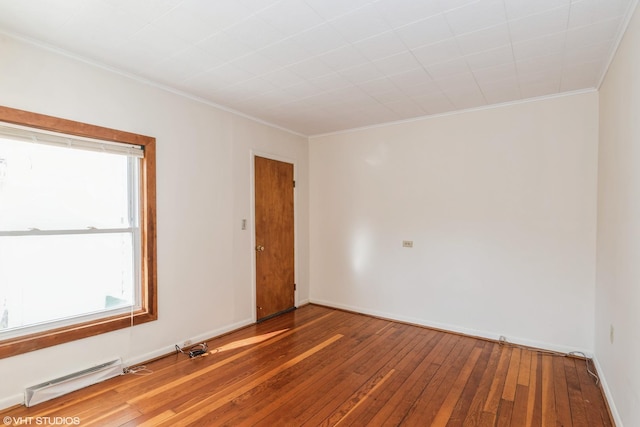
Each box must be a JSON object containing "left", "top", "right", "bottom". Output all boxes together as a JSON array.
[{"left": 0, "top": 0, "right": 638, "bottom": 425}]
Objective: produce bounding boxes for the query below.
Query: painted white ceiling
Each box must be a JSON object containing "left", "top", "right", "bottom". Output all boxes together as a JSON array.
[{"left": 0, "top": 0, "right": 636, "bottom": 136}]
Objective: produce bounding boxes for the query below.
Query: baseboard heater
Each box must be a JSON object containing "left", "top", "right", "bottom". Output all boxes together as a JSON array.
[{"left": 24, "top": 358, "right": 123, "bottom": 407}]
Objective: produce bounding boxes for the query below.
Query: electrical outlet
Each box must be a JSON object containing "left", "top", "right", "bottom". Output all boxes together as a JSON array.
[
  {"left": 610, "top": 325, "right": 614, "bottom": 344},
  {"left": 402, "top": 240, "right": 413, "bottom": 248}
]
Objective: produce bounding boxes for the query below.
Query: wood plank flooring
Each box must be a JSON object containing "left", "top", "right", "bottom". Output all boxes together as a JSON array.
[{"left": 0, "top": 305, "right": 613, "bottom": 426}]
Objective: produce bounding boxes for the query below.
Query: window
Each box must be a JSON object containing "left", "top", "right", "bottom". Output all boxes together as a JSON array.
[{"left": 0, "top": 106, "right": 156, "bottom": 359}]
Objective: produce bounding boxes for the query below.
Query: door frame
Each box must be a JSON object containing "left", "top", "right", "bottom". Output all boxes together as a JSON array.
[{"left": 250, "top": 150, "right": 298, "bottom": 323}]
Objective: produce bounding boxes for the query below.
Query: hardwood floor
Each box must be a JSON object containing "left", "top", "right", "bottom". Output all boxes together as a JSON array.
[{"left": 1, "top": 305, "right": 613, "bottom": 426}]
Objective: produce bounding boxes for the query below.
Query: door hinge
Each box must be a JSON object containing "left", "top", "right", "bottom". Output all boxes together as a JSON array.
[
  {"left": 294, "top": 283, "right": 297, "bottom": 291},
  {"left": 293, "top": 180, "right": 296, "bottom": 188}
]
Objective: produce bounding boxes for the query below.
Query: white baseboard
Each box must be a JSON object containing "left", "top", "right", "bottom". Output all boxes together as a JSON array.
[
  {"left": 122, "top": 317, "right": 254, "bottom": 369},
  {"left": 593, "top": 356, "right": 623, "bottom": 426},
  {"left": 0, "top": 394, "right": 24, "bottom": 411},
  {"left": 0, "top": 318, "right": 256, "bottom": 411},
  {"left": 297, "top": 298, "right": 310, "bottom": 306},
  {"left": 309, "top": 298, "right": 593, "bottom": 357}
]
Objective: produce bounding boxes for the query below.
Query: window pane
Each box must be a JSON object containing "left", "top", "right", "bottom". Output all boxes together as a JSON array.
[
  {"left": 0, "top": 137, "right": 131, "bottom": 231},
  {"left": 0, "top": 233, "right": 135, "bottom": 332}
]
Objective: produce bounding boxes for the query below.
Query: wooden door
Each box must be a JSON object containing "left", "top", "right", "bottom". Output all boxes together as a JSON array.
[{"left": 255, "top": 156, "right": 295, "bottom": 321}]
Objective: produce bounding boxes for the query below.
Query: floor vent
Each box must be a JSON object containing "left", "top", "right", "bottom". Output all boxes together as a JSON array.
[{"left": 24, "top": 358, "right": 123, "bottom": 407}]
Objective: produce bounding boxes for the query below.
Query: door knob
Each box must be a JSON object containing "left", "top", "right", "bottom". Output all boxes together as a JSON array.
[{"left": 256, "top": 245, "right": 265, "bottom": 252}]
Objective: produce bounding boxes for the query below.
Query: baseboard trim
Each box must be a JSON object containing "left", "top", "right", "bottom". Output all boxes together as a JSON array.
[
  {"left": 0, "top": 317, "right": 258, "bottom": 411},
  {"left": 593, "top": 356, "right": 623, "bottom": 426},
  {"left": 297, "top": 298, "right": 310, "bottom": 307},
  {"left": 309, "top": 299, "right": 593, "bottom": 357},
  {"left": 0, "top": 394, "right": 23, "bottom": 411},
  {"left": 122, "top": 317, "right": 254, "bottom": 369}
]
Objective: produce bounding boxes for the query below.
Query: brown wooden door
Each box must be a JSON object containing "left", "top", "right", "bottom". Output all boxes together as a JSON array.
[{"left": 255, "top": 156, "right": 295, "bottom": 321}]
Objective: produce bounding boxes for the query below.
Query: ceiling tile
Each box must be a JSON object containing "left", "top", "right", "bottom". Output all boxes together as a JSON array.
[
  {"left": 564, "top": 39, "right": 614, "bottom": 64},
  {"left": 383, "top": 99, "right": 426, "bottom": 116},
  {"left": 281, "top": 82, "right": 326, "bottom": 99},
  {"left": 0, "top": 2, "right": 74, "bottom": 40},
  {"left": 519, "top": 77, "right": 561, "bottom": 99},
  {"left": 259, "top": 68, "right": 308, "bottom": 89},
  {"left": 436, "top": 71, "right": 482, "bottom": 91},
  {"left": 438, "top": 0, "right": 482, "bottom": 12},
  {"left": 479, "top": 78, "right": 521, "bottom": 104},
  {"left": 74, "top": 39, "right": 151, "bottom": 74},
  {"left": 569, "top": 0, "right": 630, "bottom": 28},
  {"left": 565, "top": 18, "right": 622, "bottom": 49},
  {"left": 471, "top": 62, "right": 518, "bottom": 85},
  {"left": 412, "top": 38, "right": 462, "bottom": 67},
  {"left": 139, "top": 46, "right": 223, "bottom": 83},
  {"left": 357, "top": 103, "right": 399, "bottom": 122},
  {"left": 291, "top": 23, "right": 349, "bottom": 56},
  {"left": 237, "top": 0, "right": 281, "bottom": 14},
  {"left": 516, "top": 53, "right": 563, "bottom": 77},
  {"left": 308, "top": 73, "right": 355, "bottom": 91},
  {"left": 151, "top": 7, "right": 219, "bottom": 44},
  {"left": 357, "top": 77, "right": 401, "bottom": 95},
  {"left": 353, "top": 31, "right": 408, "bottom": 61},
  {"left": 257, "top": 0, "right": 324, "bottom": 38},
  {"left": 373, "top": 0, "right": 442, "bottom": 29},
  {"left": 42, "top": 18, "right": 127, "bottom": 62},
  {"left": 508, "top": 6, "right": 571, "bottom": 44},
  {"left": 259, "top": 39, "right": 313, "bottom": 67},
  {"left": 387, "top": 68, "right": 434, "bottom": 90},
  {"left": 369, "top": 89, "right": 409, "bottom": 104},
  {"left": 455, "top": 23, "right": 511, "bottom": 55},
  {"left": 427, "top": 57, "right": 471, "bottom": 80},
  {"left": 407, "top": 80, "right": 444, "bottom": 97},
  {"left": 373, "top": 51, "right": 422, "bottom": 76},
  {"left": 196, "top": 32, "right": 255, "bottom": 62},
  {"left": 243, "top": 89, "right": 298, "bottom": 107},
  {"left": 184, "top": 63, "right": 256, "bottom": 91},
  {"left": 302, "top": 0, "right": 372, "bottom": 20},
  {"left": 125, "top": 23, "right": 192, "bottom": 67},
  {"left": 321, "top": 86, "right": 373, "bottom": 106},
  {"left": 104, "top": 0, "right": 183, "bottom": 22},
  {"left": 518, "top": 65, "right": 562, "bottom": 83},
  {"left": 412, "top": 91, "right": 456, "bottom": 114},
  {"left": 223, "top": 16, "right": 286, "bottom": 50},
  {"left": 286, "top": 57, "right": 335, "bottom": 80},
  {"left": 37, "top": 4, "right": 143, "bottom": 63},
  {"left": 230, "top": 52, "right": 282, "bottom": 76},
  {"left": 317, "top": 45, "right": 371, "bottom": 72},
  {"left": 178, "top": 0, "right": 252, "bottom": 30},
  {"left": 445, "top": 0, "right": 507, "bottom": 35},
  {"left": 338, "top": 62, "right": 387, "bottom": 84},
  {"left": 446, "top": 88, "right": 487, "bottom": 110},
  {"left": 224, "top": 77, "right": 279, "bottom": 99},
  {"left": 395, "top": 13, "right": 454, "bottom": 49},
  {"left": 0, "top": 0, "right": 634, "bottom": 135},
  {"left": 437, "top": 74, "right": 486, "bottom": 109},
  {"left": 511, "top": 33, "right": 566, "bottom": 62},
  {"left": 73, "top": 1, "right": 148, "bottom": 38},
  {"left": 465, "top": 45, "right": 515, "bottom": 69},
  {"left": 504, "top": 0, "right": 571, "bottom": 20},
  {"left": 560, "top": 59, "right": 605, "bottom": 90},
  {"left": 330, "top": 3, "right": 392, "bottom": 43}
]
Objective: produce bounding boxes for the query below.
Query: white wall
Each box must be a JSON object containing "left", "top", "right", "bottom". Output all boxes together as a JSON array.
[
  {"left": 596, "top": 4, "right": 640, "bottom": 426},
  {"left": 0, "top": 34, "right": 308, "bottom": 408},
  {"left": 310, "top": 92, "right": 599, "bottom": 353}
]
